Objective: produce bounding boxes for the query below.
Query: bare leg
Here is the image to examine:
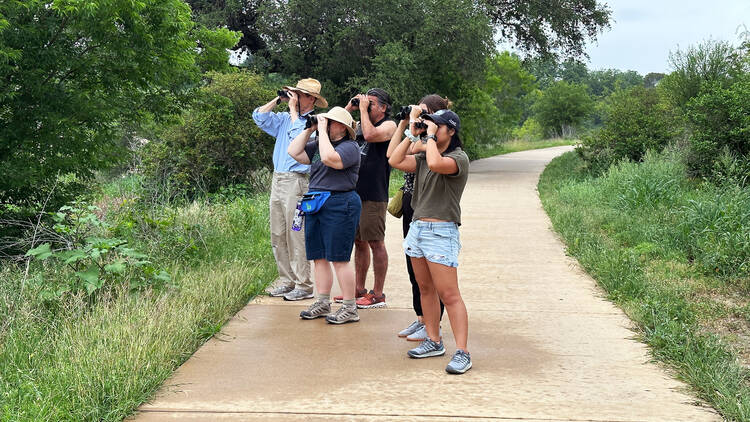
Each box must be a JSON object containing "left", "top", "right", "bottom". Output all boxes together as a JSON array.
[
  {"left": 313, "top": 259, "right": 334, "bottom": 295},
  {"left": 427, "top": 261, "right": 468, "bottom": 352},
  {"left": 354, "top": 239, "right": 370, "bottom": 292},
  {"left": 332, "top": 261, "right": 356, "bottom": 301},
  {"left": 370, "top": 240, "right": 388, "bottom": 296},
  {"left": 410, "top": 257, "right": 441, "bottom": 342}
]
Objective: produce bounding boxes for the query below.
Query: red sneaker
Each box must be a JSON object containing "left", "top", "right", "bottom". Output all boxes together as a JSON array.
[
  {"left": 334, "top": 288, "right": 367, "bottom": 303},
  {"left": 356, "top": 290, "right": 386, "bottom": 309}
]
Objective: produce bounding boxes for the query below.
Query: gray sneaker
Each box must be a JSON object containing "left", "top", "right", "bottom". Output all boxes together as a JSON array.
[
  {"left": 268, "top": 283, "right": 294, "bottom": 297},
  {"left": 325, "top": 304, "right": 360, "bottom": 324},
  {"left": 446, "top": 349, "right": 472, "bottom": 374},
  {"left": 283, "top": 288, "right": 314, "bottom": 301},
  {"left": 299, "top": 298, "right": 331, "bottom": 319},
  {"left": 407, "top": 338, "right": 445, "bottom": 358},
  {"left": 398, "top": 320, "right": 424, "bottom": 337}
]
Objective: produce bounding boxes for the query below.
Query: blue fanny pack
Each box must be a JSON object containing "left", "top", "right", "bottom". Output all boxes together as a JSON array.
[{"left": 300, "top": 191, "right": 331, "bottom": 214}]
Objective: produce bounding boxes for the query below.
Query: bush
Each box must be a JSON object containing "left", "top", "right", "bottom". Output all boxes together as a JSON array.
[
  {"left": 142, "top": 71, "right": 276, "bottom": 199},
  {"left": 684, "top": 74, "right": 750, "bottom": 178},
  {"left": 512, "top": 117, "right": 544, "bottom": 141},
  {"left": 577, "top": 86, "right": 681, "bottom": 173}
]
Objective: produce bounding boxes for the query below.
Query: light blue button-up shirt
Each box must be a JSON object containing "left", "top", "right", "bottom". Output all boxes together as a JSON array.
[{"left": 252, "top": 107, "right": 311, "bottom": 173}]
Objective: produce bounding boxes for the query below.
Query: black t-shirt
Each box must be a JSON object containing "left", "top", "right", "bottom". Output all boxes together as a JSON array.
[{"left": 354, "top": 117, "right": 392, "bottom": 202}]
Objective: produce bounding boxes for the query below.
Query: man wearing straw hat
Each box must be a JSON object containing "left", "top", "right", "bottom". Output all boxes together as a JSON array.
[{"left": 253, "top": 78, "right": 328, "bottom": 301}]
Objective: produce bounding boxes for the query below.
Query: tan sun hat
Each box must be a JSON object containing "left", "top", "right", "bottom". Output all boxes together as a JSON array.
[
  {"left": 284, "top": 78, "right": 328, "bottom": 108},
  {"left": 319, "top": 106, "right": 356, "bottom": 139}
]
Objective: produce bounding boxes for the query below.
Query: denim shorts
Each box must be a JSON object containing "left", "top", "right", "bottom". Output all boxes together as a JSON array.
[
  {"left": 403, "top": 220, "right": 461, "bottom": 267},
  {"left": 305, "top": 191, "right": 362, "bottom": 262}
]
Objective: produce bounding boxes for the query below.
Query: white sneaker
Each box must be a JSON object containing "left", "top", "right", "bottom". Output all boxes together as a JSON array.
[
  {"left": 398, "top": 320, "right": 424, "bottom": 337},
  {"left": 407, "top": 325, "right": 441, "bottom": 342}
]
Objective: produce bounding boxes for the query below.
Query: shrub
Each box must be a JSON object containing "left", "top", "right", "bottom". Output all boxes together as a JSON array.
[
  {"left": 141, "top": 71, "right": 276, "bottom": 199},
  {"left": 684, "top": 74, "right": 750, "bottom": 178},
  {"left": 577, "top": 86, "right": 681, "bottom": 173},
  {"left": 512, "top": 117, "right": 544, "bottom": 141}
]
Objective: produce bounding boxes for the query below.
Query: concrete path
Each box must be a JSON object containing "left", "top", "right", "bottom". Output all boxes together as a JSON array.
[{"left": 134, "top": 146, "right": 719, "bottom": 421}]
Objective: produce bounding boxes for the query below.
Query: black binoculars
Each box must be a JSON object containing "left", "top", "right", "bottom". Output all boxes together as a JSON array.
[
  {"left": 350, "top": 98, "right": 360, "bottom": 107},
  {"left": 395, "top": 106, "right": 429, "bottom": 124},
  {"left": 277, "top": 90, "right": 289, "bottom": 99},
  {"left": 304, "top": 114, "right": 319, "bottom": 129}
]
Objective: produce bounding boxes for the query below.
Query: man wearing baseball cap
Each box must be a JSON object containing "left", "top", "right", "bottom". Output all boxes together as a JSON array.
[{"left": 253, "top": 78, "right": 328, "bottom": 301}]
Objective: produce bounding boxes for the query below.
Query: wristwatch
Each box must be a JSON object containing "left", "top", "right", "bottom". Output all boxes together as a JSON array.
[{"left": 422, "top": 134, "right": 437, "bottom": 143}]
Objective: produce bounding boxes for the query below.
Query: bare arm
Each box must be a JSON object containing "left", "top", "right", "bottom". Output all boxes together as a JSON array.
[
  {"left": 317, "top": 117, "right": 345, "bottom": 170},
  {"left": 288, "top": 127, "right": 314, "bottom": 165},
  {"left": 388, "top": 137, "right": 417, "bottom": 173},
  {"left": 387, "top": 119, "right": 409, "bottom": 158},
  {"left": 356, "top": 94, "right": 396, "bottom": 143},
  {"left": 423, "top": 121, "right": 458, "bottom": 175}
]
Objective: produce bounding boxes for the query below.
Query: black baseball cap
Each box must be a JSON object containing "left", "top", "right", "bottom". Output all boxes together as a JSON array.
[{"left": 423, "top": 109, "right": 460, "bottom": 133}]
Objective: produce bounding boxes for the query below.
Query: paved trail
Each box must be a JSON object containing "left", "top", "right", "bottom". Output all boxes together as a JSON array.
[{"left": 135, "top": 146, "right": 719, "bottom": 421}]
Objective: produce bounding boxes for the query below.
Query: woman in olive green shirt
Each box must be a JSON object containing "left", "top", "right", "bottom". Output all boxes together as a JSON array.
[{"left": 388, "top": 109, "right": 472, "bottom": 374}]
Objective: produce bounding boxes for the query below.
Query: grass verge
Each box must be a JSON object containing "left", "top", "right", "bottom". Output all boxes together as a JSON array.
[
  {"left": 538, "top": 150, "right": 750, "bottom": 421},
  {"left": 0, "top": 190, "right": 276, "bottom": 421}
]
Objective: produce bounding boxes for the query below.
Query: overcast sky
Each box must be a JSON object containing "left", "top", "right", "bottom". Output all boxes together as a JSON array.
[{"left": 584, "top": 0, "right": 749, "bottom": 74}]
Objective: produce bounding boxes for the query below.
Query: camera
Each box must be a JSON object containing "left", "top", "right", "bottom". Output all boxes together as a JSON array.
[{"left": 304, "top": 114, "right": 318, "bottom": 129}]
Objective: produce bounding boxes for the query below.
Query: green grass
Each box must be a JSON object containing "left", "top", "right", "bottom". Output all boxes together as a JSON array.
[
  {"left": 0, "top": 190, "right": 276, "bottom": 421},
  {"left": 538, "top": 149, "right": 750, "bottom": 421}
]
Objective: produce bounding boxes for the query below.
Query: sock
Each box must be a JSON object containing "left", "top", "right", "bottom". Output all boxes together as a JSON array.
[
  {"left": 343, "top": 299, "right": 356, "bottom": 307},
  {"left": 318, "top": 293, "right": 330, "bottom": 302}
]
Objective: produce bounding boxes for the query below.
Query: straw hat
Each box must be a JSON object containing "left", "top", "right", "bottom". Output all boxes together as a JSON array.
[
  {"left": 319, "top": 107, "right": 356, "bottom": 139},
  {"left": 284, "top": 78, "right": 328, "bottom": 108}
]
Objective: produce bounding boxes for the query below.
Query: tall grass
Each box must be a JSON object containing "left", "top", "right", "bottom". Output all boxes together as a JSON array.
[
  {"left": 0, "top": 192, "right": 276, "bottom": 421},
  {"left": 539, "top": 149, "right": 750, "bottom": 421}
]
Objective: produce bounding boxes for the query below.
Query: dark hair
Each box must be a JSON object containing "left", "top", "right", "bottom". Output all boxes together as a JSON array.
[
  {"left": 444, "top": 132, "right": 462, "bottom": 154},
  {"left": 418, "top": 94, "right": 452, "bottom": 114},
  {"left": 366, "top": 88, "right": 392, "bottom": 115}
]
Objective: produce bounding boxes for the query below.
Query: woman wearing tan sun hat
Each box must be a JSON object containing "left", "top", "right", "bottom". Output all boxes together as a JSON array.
[
  {"left": 253, "top": 78, "right": 328, "bottom": 302},
  {"left": 287, "top": 107, "right": 363, "bottom": 324}
]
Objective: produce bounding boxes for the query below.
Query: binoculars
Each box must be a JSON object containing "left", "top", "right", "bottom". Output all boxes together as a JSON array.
[
  {"left": 395, "top": 106, "right": 429, "bottom": 129},
  {"left": 350, "top": 98, "right": 360, "bottom": 107},
  {"left": 277, "top": 90, "right": 289, "bottom": 99},
  {"left": 304, "top": 114, "right": 319, "bottom": 129}
]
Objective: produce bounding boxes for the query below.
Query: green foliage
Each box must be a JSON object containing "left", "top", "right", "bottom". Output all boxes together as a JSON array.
[
  {"left": 684, "top": 74, "right": 750, "bottom": 178},
  {"left": 484, "top": 0, "right": 611, "bottom": 58},
  {"left": 257, "top": 0, "right": 493, "bottom": 107},
  {"left": 586, "top": 69, "right": 644, "bottom": 97},
  {"left": 25, "top": 203, "right": 169, "bottom": 300},
  {"left": 512, "top": 118, "right": 545, "bottom": 142},
  {"left": 142, "top": 71, "right": 276, "bottom": 199},
  {"left": 577, "top": 86, "right": 681, "bottom": 172},
  {"left": 661, "top": 40, "right": 743, "bottom": 109},
  {"left": 187, "top": 0, "right": 266, "bottom": 52},
  {"left": 0, "top": 0, "right": 237, "bottom": 217},
  {"left": 533, "top": 81, "right": 593, "bottom": 137},
  {"left": 193, "top": 26, "right": 242, "bottom": 73}
]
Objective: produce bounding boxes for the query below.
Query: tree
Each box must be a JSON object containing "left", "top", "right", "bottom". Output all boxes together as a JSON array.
[
  {"left": 186, "top": 0, "right": 266, "bottom": 53},
  {"left": 586, "top": 69, "right": 643, "bottom": 96},
  {"left": 481, "top": 52, "right": 537, "bottom": 137},
  {"left": 0, "top": 0, "right": 238, "bottom": 214},
  {"left": 483, "top": 0, "right": 611, "bottom": 58},
  {"left": 644, "top": 72, "right": 666, "bottom": 88},
  {"left": 257, "top": 0, "right": 494, "bottom": 106},
  {"left": 661, "top": 40, "right": 743, "bottom": 109},
  {"left": 533, "top": 81, "right": 593, "bottom": 137}
]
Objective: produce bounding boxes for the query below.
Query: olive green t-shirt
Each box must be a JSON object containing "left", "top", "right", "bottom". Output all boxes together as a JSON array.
[{"left": 411, "top": 147, "right": 470, "bottom": 225}]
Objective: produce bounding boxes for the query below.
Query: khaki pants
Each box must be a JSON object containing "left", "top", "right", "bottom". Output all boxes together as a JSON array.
[{"left": 270, "top": 172, "right": 312, "bottom": 290}]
